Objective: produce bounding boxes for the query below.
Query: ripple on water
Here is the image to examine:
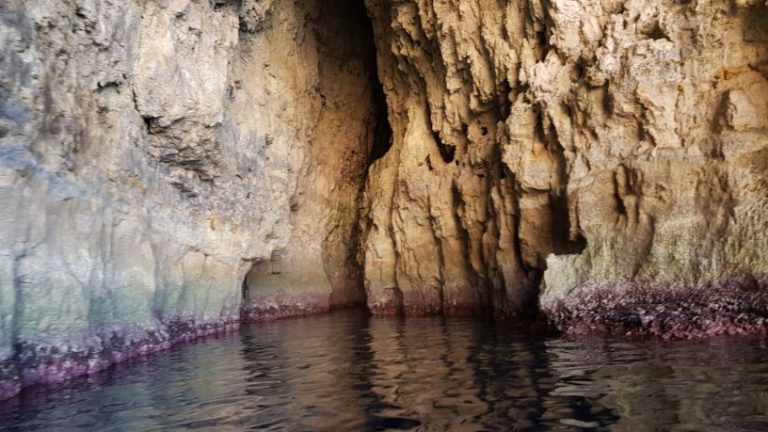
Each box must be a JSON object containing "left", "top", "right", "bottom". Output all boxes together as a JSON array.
[{"left": 1, "top": 310, "right": 768, "bottom": 431}]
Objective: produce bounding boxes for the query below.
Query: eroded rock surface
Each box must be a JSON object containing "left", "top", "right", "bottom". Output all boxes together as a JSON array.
[
  {"left": 360, "top": 0, "right": 768, "bottom": 333},
  {"left": 0, "top": 0, "right": 378, "bottom": 399}
]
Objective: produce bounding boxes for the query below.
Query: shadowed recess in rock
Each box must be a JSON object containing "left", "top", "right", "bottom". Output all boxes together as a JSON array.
[{"left": 240, "top": 0, "right": 390, "bottom": 322}]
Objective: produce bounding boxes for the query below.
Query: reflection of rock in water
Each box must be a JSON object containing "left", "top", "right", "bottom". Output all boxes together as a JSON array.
[
  {"left": 238, "top": 310, "right": 377, "bottom": 429},
  {"left": 2, "top": 312, "right": 768, "bottom": 430}
]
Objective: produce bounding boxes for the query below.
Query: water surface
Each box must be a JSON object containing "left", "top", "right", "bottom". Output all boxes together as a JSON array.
[{"left": 2, "top": 310, "right": 768, "bottom": 431}]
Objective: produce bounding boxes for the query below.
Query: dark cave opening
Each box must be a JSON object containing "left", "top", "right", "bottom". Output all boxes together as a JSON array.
[
  {"left": 358, "top": 1, "right": 392, "bottom": 165},
  {"left": 240, "top": 0, "right": 392, "bottom": 316},
  {"left": 369, "top": 81, "right": 393, "bottom": 163},
  {"left": 322, "top": 0, "right": 390, "bottom": 309},
  {"left": 322, "top": 0, "right": 393, "bottom": 310},
  {"left": 308, "top": 0, "right": 392, "bottom": 168}
]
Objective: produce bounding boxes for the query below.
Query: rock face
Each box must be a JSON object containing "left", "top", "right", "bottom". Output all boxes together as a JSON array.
[
  {"left": 0, "top": 0, "right": 379, "bottom": 399},
  {"left": 360, "top": 0, "right": 768, "bottom": 334},
  {"left": 1, "top": 0, "right": 768, "bottom": 401}
]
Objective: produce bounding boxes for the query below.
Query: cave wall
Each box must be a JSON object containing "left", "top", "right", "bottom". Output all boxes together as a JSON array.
[
  {"left": 0, "top": 0, "right": 377, "bottom": 398},
  {"left": 360, "top": 0, "right": 768, "bottom": 331}
]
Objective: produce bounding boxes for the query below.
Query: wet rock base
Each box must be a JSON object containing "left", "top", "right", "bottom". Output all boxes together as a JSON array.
[
  {"left": 544, "top": 274, "right": 768, "bottom": 339},
  {"left": 3, "top": 274, "right": 768, "bottom": 401},
  {"left": 240, "top": 291, "right": 332, "bottom": 322},
  {"left": 0, "top": 318, "right": 240, "bottom": 402}
]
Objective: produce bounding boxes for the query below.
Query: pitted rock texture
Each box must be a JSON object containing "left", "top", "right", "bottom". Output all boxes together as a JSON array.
[
  {"left": 360, "top": 0, "right": 768, "bottom": 329},
  {"left": 0, "top": 0, "right": 377, "bottom": 399}
]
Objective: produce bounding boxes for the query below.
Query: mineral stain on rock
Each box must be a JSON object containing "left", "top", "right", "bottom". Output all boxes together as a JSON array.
[{"left": 0, "top": 0, "right": 767, "bottom": 400}]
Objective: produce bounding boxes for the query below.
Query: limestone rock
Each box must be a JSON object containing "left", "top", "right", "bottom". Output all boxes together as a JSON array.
[
  {"left": 360, "top": 0, "right": 768, "bottom": 332},
  {"left": 0, "top": 0, "right": 377, "bottom": 398}
]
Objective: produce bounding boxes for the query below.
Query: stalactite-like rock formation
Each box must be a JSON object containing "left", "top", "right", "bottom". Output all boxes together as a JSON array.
[{"left": 360, "top": 0, "right": 768, "bottom": 334}]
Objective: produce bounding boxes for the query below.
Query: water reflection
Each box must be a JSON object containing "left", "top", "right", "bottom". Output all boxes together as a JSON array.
[{"left": 1, "top": 310, "right": 768, "bottom": 431}]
